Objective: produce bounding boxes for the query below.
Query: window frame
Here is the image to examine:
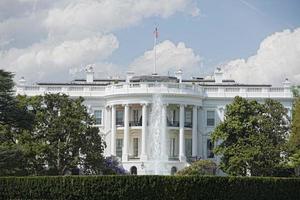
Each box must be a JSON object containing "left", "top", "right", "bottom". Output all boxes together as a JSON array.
[
  {"left": 93, "top": 109, "right": 103, "bottom": 125},
  {"left": 206, "top": 110, "right": 215, "bottom": 127}
]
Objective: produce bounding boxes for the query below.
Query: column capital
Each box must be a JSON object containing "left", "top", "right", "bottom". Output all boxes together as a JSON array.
[
  {"left": 122, "top": 103, "right": 130, "bottom": 107},
  {"left": 217, "top": 106, "right": 225, "bottom": 111},
  {"left": 140, "top": 102, "right": 149, "bottom": 106},
  {"left": 179, "top": 104, "right": 187, "bottom": 108}
]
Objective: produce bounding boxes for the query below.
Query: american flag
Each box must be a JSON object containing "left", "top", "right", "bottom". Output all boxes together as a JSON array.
[{"left": 153, "top": 27, "right": 159, "bottom": 39}]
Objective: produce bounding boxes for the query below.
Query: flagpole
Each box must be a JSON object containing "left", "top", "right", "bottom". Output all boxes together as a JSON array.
[{"left": 153, "top": 27, "right": 158, "bottom": 75}]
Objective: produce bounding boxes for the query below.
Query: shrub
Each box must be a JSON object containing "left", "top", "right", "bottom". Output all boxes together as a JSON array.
[
  {"left": 102, "top": 156, "right": 127, "bottom": 175},
  {"left": 1, "top": 176, "right": 300, "bottom": 200},
  {"left": 176, "top": 160, "right": 217, "bottom": 175}
]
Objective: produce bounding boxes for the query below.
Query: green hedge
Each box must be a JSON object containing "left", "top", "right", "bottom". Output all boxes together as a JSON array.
[{"left": 1, "top": 176, "right": 300, "bottom": 200}]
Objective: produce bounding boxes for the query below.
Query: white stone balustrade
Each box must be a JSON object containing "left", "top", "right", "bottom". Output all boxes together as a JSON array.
[{"left": 16, "top": 83, "right": 293, "bottom": 99}]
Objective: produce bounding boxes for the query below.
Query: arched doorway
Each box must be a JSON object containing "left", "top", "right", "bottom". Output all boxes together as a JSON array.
[
  {"left": 171, "top": 166, "right": 177, "bottom": 175},
  {"left": 130, "top": 166, "right": 137, "bottom": 175}
]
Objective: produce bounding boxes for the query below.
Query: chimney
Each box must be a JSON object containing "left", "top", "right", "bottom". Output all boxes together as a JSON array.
[
  {"left": 86, "top": 65, "right": 94, "bottom": 83},
  {"left": 214, "top": 67, "right": 224, "bottom": 84},
  {"left": 283, "top": 78, "right": 291, "bottom": 94},
  {"left": 175, "top": 69, "right": 183, "bottom": 83},
  {"left": 126, "top": 71, "right": 134, "bottom": 83},
  {"left": 19, "top": 77, "right": 26, "bottom": 86}
]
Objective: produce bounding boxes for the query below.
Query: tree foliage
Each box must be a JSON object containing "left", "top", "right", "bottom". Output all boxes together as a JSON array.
[
  {"left": 13, "top": 94, "right": 106, "bottom": 175},
  {"left": 0, "top": 70, "right": 34, "bottom": 176},
  {"left": 176, "top": 160, "right": 217, "bottom": 176},
  {"left": 212, "top": 96, "right": 290, "bottom": 176},
  {"left": 289, "top": 96, "right": 300, "bottom": 175}
]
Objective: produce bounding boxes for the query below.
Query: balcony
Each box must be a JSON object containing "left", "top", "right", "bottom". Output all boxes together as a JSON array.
[
  {"left": 129, "top": 120, "right": 142, "bottom": 126},
  {"left": 167, "top": 120, "right": 179, "bottom": 127},
  {"left": 116, "top": 120, "right": 124, "bottom": 126},
  {"left": 105, "top": 82, "right": 203, "bottom": 97},
  {"left": 184, "top": 122, "right": 192, "bottom": 128}
]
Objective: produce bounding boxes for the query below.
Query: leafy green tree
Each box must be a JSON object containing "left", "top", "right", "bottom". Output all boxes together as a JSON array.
[
  {"left": 176, "top": 160, "right": 217, "bottom": 176},
  {"left": 289, "top": 96, "right": 300, "bottom": 175},
  {"left": 212, "top": 96, "right": 290, "bottom": 176},
  {"left": 0, "top": 70, "right": 33, "bottom": 128},
  {"left": 0, "top": 70, "right": 34, "bottom": 176},
  {"left": 16, "top": 94, "right": 106, "bottom": 175}
]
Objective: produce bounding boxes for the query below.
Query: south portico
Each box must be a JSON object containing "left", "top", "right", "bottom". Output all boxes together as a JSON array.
[{"left": 105, "top": 95, "right": 203, "bottom": 174}]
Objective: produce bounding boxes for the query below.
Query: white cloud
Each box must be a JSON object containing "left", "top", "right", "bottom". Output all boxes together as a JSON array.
[
  {"left": 223, "top": 28, "right": 300, "bottom": 85},
  {"left": 0, "top": 0, "right": 199, "bottom": 82},
  {"left": 45, "top": 0, "right": 199, "bottom": 36},
  {"left": 129, "top": 40, "right": 202, "bottom": 76},
  {"left": 1, "top": 34, "right": 119, "bottom": 81}
]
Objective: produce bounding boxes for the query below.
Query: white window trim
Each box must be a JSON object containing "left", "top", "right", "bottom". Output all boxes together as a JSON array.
[
  {"left": 206, "top": 109, "right": 216, "bottom": 127},
  {"left": 92, "top": 107, "right": 104, "bottom": 126}
]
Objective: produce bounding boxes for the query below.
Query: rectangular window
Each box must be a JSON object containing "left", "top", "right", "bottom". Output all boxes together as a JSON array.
[
  {"left": 169, "top": 138, "right": 176, "bottom": 157},
  {"left": 133, "top": 138, "right": 139, "bottom": 157},
  {"left": 185, "top": 138, "right": 192, "bottom": 157},
  {"left": 185, "top": 110, "right": 192, "bottom": 127},
  {"left": 116, "top": 139, "right": 123, "bottom": 158},
  {"left": 133, "top": 109, "right": 139, "bottom": 122},
  {"left": 207, "top": 139, "right": 214, "bottom": 158},
  {"left": 94, "top": 110, "right": 102, "bottom": 125},
  {"left": 116, "top": 110, "right": 124, "bottom": 126},
  {"left": 207, "top": 111, "right": 215, "bottom": 126}
]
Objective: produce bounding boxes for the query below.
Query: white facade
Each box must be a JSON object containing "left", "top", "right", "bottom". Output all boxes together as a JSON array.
[{"left": 16, "top": 69, "right": 294, "bottom": 175}]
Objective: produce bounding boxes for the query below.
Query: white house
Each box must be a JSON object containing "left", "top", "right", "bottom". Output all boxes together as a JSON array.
[{"left": 16, "top": 67, "right": 293, "bottom": 175}]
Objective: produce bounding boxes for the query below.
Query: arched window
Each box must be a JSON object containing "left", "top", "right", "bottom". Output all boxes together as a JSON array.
[
  {"left": 171, "top": 166, "right": 177, "bottom": 175},
  {"left": 130, "top": 166, "right": 137, "bottom": 175}
]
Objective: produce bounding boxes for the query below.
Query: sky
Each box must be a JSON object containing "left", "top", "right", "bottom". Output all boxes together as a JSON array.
[{"left": 0, "top": 0, "right": 300, "bottom": 85}]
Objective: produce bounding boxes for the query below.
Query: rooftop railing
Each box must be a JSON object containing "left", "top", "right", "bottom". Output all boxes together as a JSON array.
[
  {"left": 104, "top": 82, "right": 203, "bottom": 96},
  {"left": 17, "top": 83, "right": 292, "bottom": 99}
]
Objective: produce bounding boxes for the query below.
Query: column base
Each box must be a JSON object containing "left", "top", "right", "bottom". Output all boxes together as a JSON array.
[
  {"left": 179, "top": 155, "right": 186, "bottom": 162},
  {"left": 122, "top": 154, "right": 129, "bottom": 161}
]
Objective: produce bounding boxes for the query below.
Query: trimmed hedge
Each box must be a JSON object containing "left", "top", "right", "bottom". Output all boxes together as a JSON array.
[{"left": 1, "top": 176, "right": 300, "bottom": 200}]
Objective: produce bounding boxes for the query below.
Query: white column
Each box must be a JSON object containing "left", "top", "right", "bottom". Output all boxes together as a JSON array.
[
  {"left": 192, "top": 105, "right": 198, "bottom": 157},
  {"left": 141, "top": 104, "right": 148, "bottom": 160},
  {"left": 161, "top": 104, "right": 168, "bottom": 160},
  {"left": 111, "top": 105, "right": 116, "bottom": 156},
  {"left": 179, "top": 104, "right": 186, "bottom": 162},
  {"left": 122, "top": 104, "right": 129, "bottom": 161}
]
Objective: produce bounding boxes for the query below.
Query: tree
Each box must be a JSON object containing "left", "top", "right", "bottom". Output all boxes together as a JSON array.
[
  {"left": 212, "top": 96, "right": 290, "bottom": 176},
  {"left": 16, "top": 93, "right": 106, "bottom": 175},
  {"left": 0, "top": 70, "right": 33, "bottom": 128},
  {"left": 289, "top": 96, "right": 300, "bottom": 175},
  {"left": 0, "top": 70, "right": 34, "bottom": 176},
  {"left": 176, "top": 160, "right": 217, "bottom": 176}
]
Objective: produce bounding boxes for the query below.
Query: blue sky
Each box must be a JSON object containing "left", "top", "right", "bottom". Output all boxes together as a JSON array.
[
  {"left": 111, "top": 0, "right": 300, "bottom": 75},
  {"left": 0, "top": 0, "right": 300, "bottom": 84}
]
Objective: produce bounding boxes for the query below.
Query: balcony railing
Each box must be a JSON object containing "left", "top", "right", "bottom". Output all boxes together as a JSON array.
[
  {"left": 129, "top": 120, "right": 142, "bottom": 126},
  {"left": 116, "top": 120, "right": 124, "bottom": 126},
  {"left": 184, "top": 122, "right": 192, "bottom": 128},
  {"left": 167, "top": 120, "right": 179, "bottom": 127}
]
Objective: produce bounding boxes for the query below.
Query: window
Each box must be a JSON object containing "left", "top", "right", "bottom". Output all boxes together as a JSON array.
[
  {"left": 207, "top": 139, "right": 214, "bottom": 158},
  {"left": 207, "top": 111, "right": 215, "bottom": 126},
  {"left": 185, "top": 110, "right": 192, "bottom": 127},
  {"left": 133, "top": 110, "right": 139, "bottom": 122},
  {"left": 169, "top": 138, "right": 176, "bottom": 158},
  {"left": 133, "top": 138, "right": 139, "bottom": 157},
  {"left": 130, "top": 166, "right": 137, "bottom": 175},
  {"left": 94, "top": 110, "right": 102, "bottom": 125},
  {"left": 116, "top": 110, "right": 124, "bottom": 126},
  {"left": 185, "top": 138, "right": 192, "bottom": 157},
  {"left": 171, "top": 166, "right": 177, "bottom": 175},
  {"left": 116, "top": 139, "right": 123, "bottom": 158}
]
